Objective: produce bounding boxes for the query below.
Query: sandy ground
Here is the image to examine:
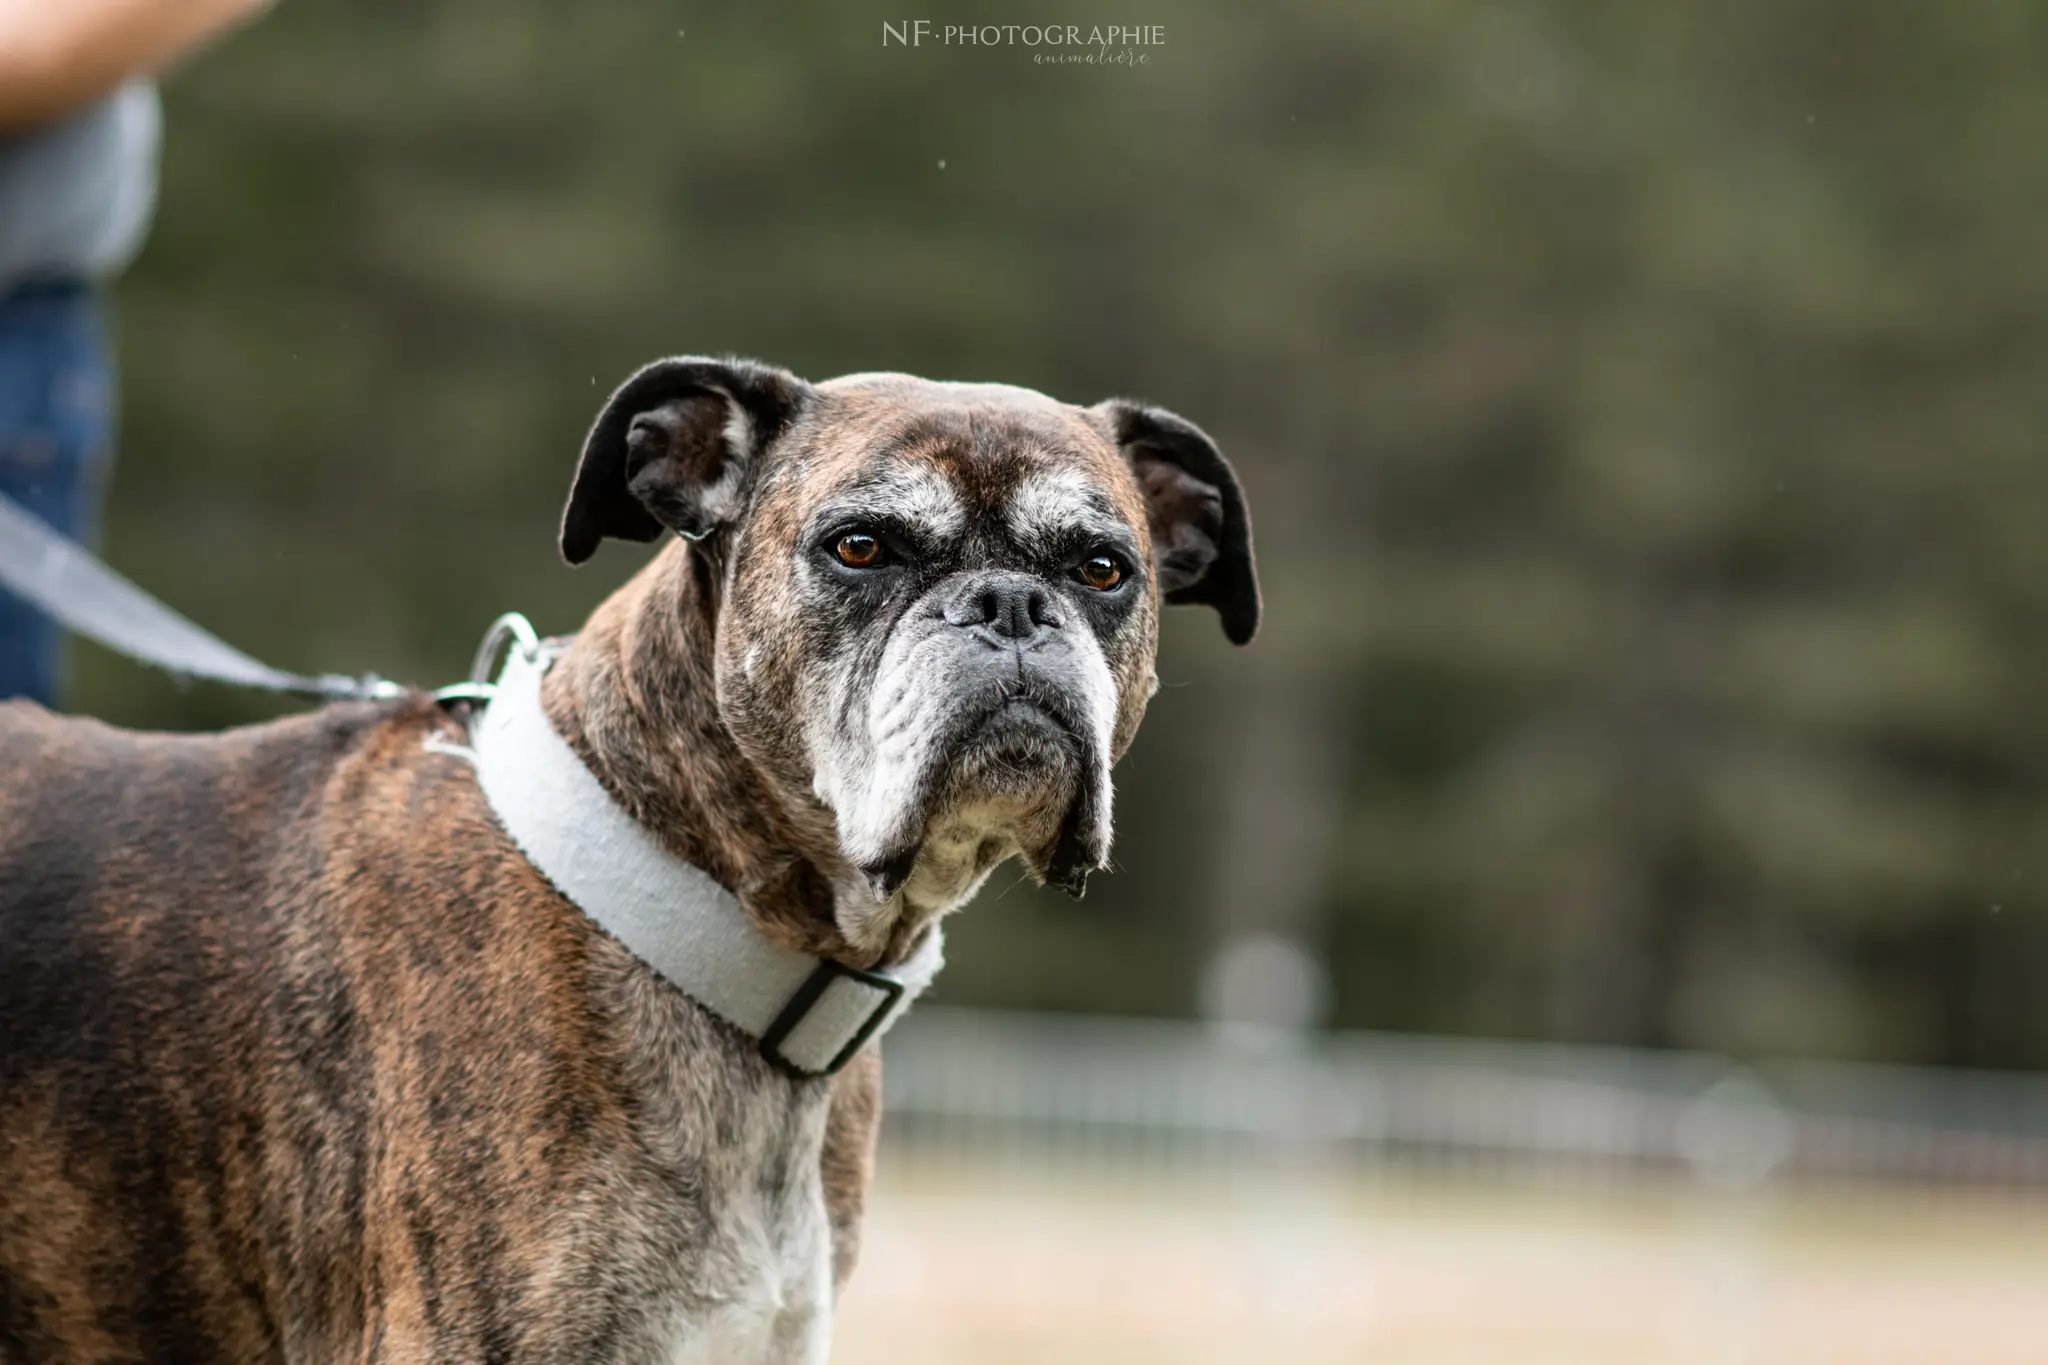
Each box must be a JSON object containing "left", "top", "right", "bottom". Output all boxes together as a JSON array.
[{"left": 832, "top": 1157, "right": 2048, "bottom": 1365}]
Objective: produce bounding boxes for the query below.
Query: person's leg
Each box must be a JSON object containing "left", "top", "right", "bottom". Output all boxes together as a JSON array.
[{"left": 0, "top": 280, "right": 115, "bottom": 707}]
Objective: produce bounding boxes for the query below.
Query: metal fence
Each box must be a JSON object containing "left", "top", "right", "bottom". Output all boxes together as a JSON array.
[{"left": 880, "top": 1007, "right": 2048, "bottom": 1191}]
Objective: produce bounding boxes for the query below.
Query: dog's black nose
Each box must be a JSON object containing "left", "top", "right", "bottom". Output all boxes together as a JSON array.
[{"left": 943, "top": 572, "right": 1063, "bottom": 643}]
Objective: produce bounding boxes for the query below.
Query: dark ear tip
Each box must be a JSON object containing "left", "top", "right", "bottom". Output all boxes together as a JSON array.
[
  {"left": 559, "top": 519, "right": 596, "bottom": 565},
  {"left": 1227, "top": 565, "right": 1261, "bottom": 644},
  {"left": 1204, "top": 576, "right": 1260, "bottom": 645}
]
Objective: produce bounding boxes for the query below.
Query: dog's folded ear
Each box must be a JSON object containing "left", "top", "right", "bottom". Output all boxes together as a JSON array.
[
  {"left": 560, "top": 356, "right": 813, "bottom": 564},
  {"left": 1095, "top": 399, "right": 1260, "bottom": 645}
]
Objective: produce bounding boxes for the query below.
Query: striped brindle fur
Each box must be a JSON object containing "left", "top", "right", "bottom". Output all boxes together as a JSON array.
[{"left": 0, "top": 356, "right": 1258, "bottom": 1364}]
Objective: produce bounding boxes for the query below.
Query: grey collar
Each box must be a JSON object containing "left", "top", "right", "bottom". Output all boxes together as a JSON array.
[{"left": 463, "top": 633, "right": 942, "bottom": 1078}]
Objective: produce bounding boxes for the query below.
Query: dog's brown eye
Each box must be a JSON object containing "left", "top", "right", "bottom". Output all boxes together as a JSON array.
[
  {"left": 835, "top": 533, "right": 883, "bottom": 568},
  {"left": 1077, "top": 555, "right": 1123, "bottom": 591}
]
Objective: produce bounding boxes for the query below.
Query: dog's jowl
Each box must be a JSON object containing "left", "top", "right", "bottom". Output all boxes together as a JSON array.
[{"left": 0, "top": 358, "right": 1258, "bottom": 1364}]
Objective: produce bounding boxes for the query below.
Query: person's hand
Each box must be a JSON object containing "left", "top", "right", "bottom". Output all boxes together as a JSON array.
[{"left": 0, "top": 0, "right": 272, "bottom": 133}]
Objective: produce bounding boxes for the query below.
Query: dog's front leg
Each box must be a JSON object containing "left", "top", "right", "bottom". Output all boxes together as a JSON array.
[{"left": 818, "top": 1047, "right": 884, "bottom": 1293}]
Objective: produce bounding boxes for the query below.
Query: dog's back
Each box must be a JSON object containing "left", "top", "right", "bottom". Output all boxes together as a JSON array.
[{"left": 0, "top": 699, "right": 387, "bottom": 1363}]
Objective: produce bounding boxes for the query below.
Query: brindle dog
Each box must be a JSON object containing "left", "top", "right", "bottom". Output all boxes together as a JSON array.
[{"left": 0, "top": 357, "right": 1257, "bottom": 1364}]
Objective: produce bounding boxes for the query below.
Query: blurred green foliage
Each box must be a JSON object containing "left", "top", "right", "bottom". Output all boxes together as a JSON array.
[{"left": 73, "top": 0, "right": 2048, "bottom": 1066}]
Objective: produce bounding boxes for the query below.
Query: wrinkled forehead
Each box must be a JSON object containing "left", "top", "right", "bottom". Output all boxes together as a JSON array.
[{"left": 773, "top": 374, "right": 1148, "bottom": 545}]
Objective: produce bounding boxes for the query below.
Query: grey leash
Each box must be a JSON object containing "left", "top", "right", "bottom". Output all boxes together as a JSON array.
[{"left": 0, "top": 488, "right": 404, "bottom": 702}]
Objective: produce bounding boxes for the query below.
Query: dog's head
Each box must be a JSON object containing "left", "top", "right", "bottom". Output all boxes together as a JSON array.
[{"left": 559, "top": 357, "right": 1257, "bottom": 952}]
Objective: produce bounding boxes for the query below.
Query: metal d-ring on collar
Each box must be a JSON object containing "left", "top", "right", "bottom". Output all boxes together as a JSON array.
[
  {"left": 434, "top": 524, "right": 709, "bottom": 706},
  {"left": 433, "top": 611, "right": 542, "bottom": 708}
]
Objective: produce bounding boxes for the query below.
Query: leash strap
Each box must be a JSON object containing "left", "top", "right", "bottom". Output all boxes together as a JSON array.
[{"left": 0, "top": 489, "right": 399, "bottom": 701}]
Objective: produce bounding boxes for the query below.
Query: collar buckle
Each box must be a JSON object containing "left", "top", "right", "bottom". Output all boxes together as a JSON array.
[{"left": 758, "top": 958, "right": 908, "bottom": 1079}]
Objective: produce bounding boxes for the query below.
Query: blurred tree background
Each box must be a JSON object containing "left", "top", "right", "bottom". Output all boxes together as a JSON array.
[{"left": 71, "top": 0, "right": 2048, "bottom": 1068}]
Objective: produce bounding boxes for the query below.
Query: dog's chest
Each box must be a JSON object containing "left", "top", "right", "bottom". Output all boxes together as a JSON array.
[
  {"left": 593, "top": 969, "right": 839, "bottom": 1365},
  {"left": 650, "top": 1182, "right": 833, "bottom": 1365}
]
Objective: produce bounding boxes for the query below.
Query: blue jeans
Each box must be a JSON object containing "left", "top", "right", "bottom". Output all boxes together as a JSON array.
[{"left": 0, "top": 280, "right": 113, "bottom": 706}]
